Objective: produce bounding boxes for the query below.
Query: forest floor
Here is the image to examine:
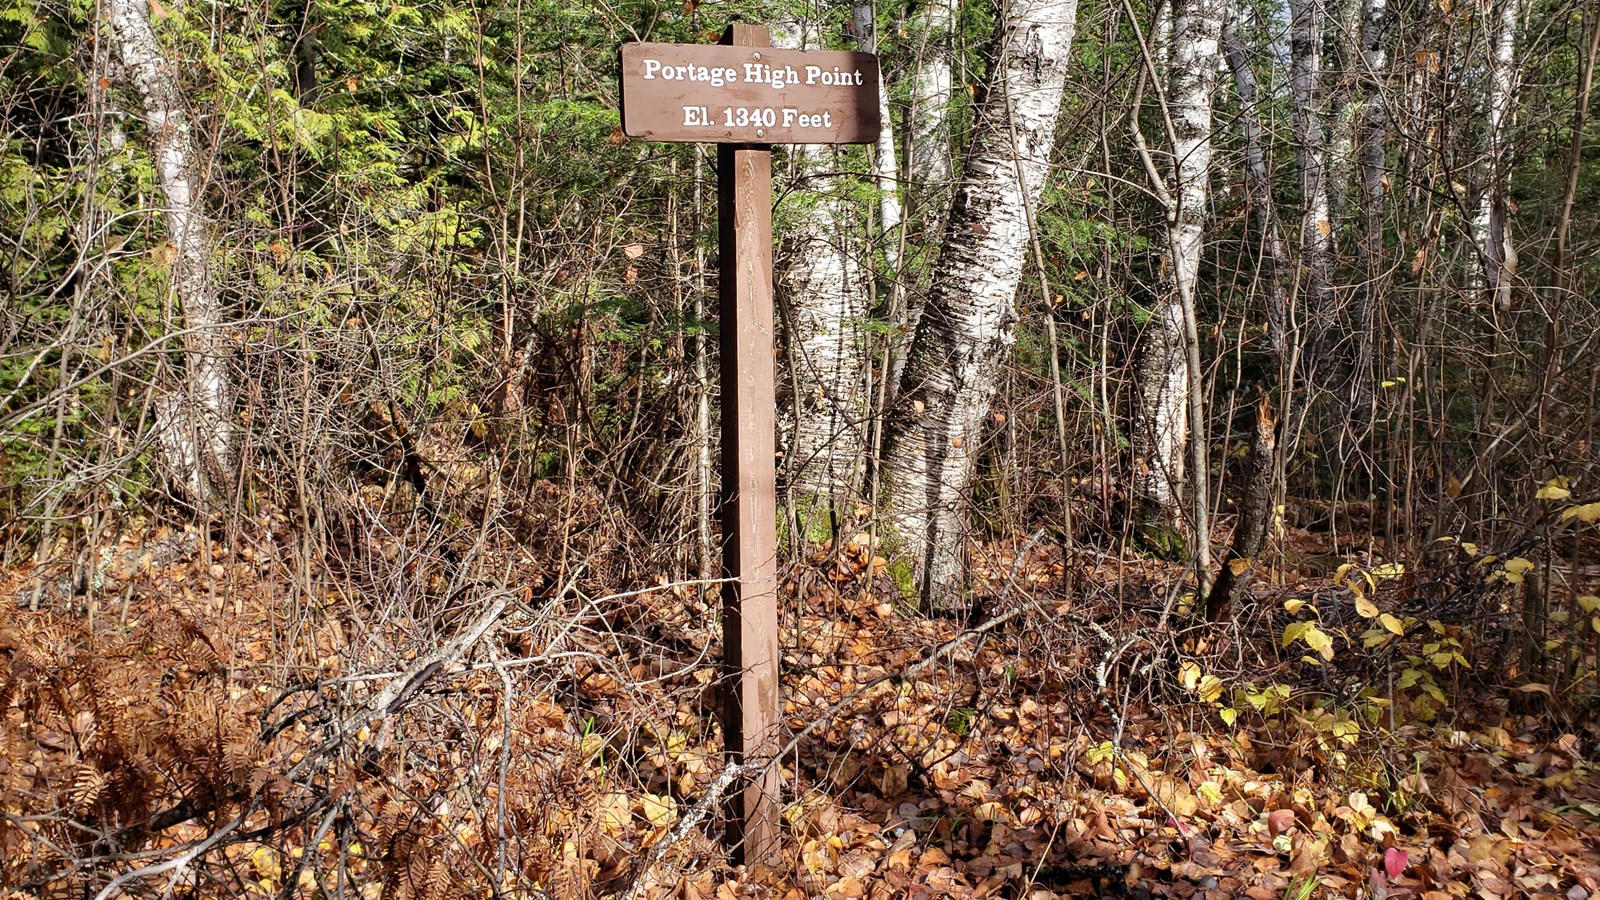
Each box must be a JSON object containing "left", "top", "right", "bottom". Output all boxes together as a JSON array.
[{"left": 3, "top": 511, "right": 1600, "bottom": 899}]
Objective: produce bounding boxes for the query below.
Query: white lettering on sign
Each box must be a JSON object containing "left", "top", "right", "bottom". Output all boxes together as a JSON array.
[
  {"left": 639, "top": 55, "right": 864, "bottom": 93},
  {"left": 641, "top": 58, "right": 741, "bottom": 88},
  {"left": 641, "top": 54, "right": 865, "bottom": 133},
  {"left": 621, "top": 42, "right": 880, "bottom": 143},
  {"left": 803, "top": 65, "right": 864, "bottom": 86}
]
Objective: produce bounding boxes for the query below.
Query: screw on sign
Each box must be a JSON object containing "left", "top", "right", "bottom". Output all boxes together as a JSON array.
[{"left": 617, "top": 24, "right": 881, "bottom": 866}]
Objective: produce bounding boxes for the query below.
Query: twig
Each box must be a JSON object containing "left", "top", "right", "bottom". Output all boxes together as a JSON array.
[
  {"left": 619, "top": 762, "right": 745, "bottom": 900},
  {"left": 89, "top": 814, "right": 243, "bottom": 900},
  {"left": 286, "top": 590, "right": 514, "bottom": 780}
]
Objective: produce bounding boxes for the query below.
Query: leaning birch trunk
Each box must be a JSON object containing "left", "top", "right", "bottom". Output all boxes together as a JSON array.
[
  {"left": 1472, "top": 0, "right": 1520, "bottom": 311},
  {"left": 1205, "top": 19, "right": 1292, "bottom": 623},
  {"left": 1135, "top": 0, "right": 1223, "bottom": 547},
  {"left": 1288, "top": 0, "right": 1335, "bottom": 369},
  {"left": 108, "top": 0, "right": 234, "bottom": 504},
  {"left": 883, "top": 0, "right": 1079, "bottom": 611},
  {"left": 774, "top": 22, "right": 872, "bottom": 513}
]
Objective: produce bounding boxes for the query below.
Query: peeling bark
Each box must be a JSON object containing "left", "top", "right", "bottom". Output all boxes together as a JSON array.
[
  {"left": 1204, "top": 18, "right": 1294, "bottom": 624},
  {"left": 884, "top": 0, "right": 1079, "bottom": 610},
  {"left": 774, "top": 21, "right": 872, "bottom": 510},
  {"left": 107, "top": 0, "right": 235, "bottom": 504}
]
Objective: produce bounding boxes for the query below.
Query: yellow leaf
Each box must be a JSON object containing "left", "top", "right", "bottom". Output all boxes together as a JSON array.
[
  {"left": 1362, "top": 627, "right": 1393, "bottom": 648},
  {"left": 1302, "top": 624, "right": 1335, "bottom": 661},
  {"left": 641, "top": 793, "right": 678, "bottom": 828},
  {"left": 1561, "top": 502, "right": 1600, "bottom": 524},
  {"left": 1281, "top": 621, "right": 1309, "bottom": 648},
  {"left": 1219, "top": 707, "right": 1238, "bottom": 727},
  {"left": 1284, "top": 598, "right": 1307, "bottom": 615},
  {"left": 1355, "top": 596, "right": 1380, "bottom": 618},
  {"left": 1179, "top": 661, "right": 1201, "bottom": 691},
  {"left": 1578, "top": 595, "right": 1600, "bottom": 613},
  {"left": 1380, "top": 613, "right": 1405, "bottom": 635},
  {"left": 1371, "top": 562, "right": 1405, "bottom": 579},
  {"left": 1199, "top": 780, "right": 1225, "bottom": 803},
  {"left": 1503, "top": 557, "right": 1535, "bottom": 584},
  {"left": 1536, "top": 477, "right": 1571, "bottom": 501},
  {"left": 1198, "top": 674, "right": 1224, "bottom": 703},
  {"left": 251, "top": 847, "right": 281, "bottom": 886}
]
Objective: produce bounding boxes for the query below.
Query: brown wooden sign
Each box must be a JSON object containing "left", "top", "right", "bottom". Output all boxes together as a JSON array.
[
  {"left": 616, "top": 24, "right": 886, "bottom": 867},
  {"left": 620, "top": 41, "right": 881, "bottom": 144}
]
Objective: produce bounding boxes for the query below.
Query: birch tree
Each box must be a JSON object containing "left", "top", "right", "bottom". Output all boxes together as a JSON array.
[
  {"left": 1289, "top": 0, "right": 1335, "bottom": 346},
  {"left": 885, "top": 0, "right": 962, "bottom": 411},
  {"left": 906, "top": 0, "right": 957, "bottom": 195},
  {"left": 1473, "top": 0, "right": 1520, "bottom": 311},
  {"left": 883, "top": 0, "right": 1080, "bottom": 610},
  {"left": 851, "top": 3, "right": 905, "bottom": 261},
  {"left": 1206, "top": 18, "right": 1292, "bottom": 621},
  {"left": 1131, "top": 0, "right": 1223, "bottom": 567},
  {"left": 775, "top": 20, "right": 873, "bottom": 512},
  {"left": 107, "top": 0, "right": 235, "bottom": 504},
  {"left": 1351, "top": 0, "right": 1388, "bottom": 388}
]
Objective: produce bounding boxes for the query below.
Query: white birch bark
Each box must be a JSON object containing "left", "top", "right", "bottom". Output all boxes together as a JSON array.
[
  {"left": 885, "top": 0, "right": 962, "bottom": 407},
  {"left": 1473, "top": 0, "right": 1519, "bottom": 311},
  {"left": 883, "top": 0, "right": 1079, "bottom": 609},
  {"left": 1135, "top": 0, "right": 1223, "bottom": 533},
  {"left": 774, "top": 21, "right": 872, "bottom": 508},
  {"left": 907, "top": 0, "right": 956, "bottom": 191},
  {"left": 1289, "top": 0, "right": 1336, "bottom": 360},
  {"left": 1353, "top": 0, "right": 1388, "bottom": 378},
  {"left": 1326, "top": 0, "right": 1362, "bottom": 220},
  {"left": 107, "top": 0, "right": 235, "bottom": 503},
  {"left": 1223, "top": 20, "right": 1289, "bottom": 357},
  {"left": 852, "top": 3, "right": 904, "bottom": 263}
]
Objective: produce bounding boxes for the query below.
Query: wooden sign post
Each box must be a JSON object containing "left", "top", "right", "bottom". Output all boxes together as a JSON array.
[{"left": 620, "top": 24, "right": 881, "bottom": 865}]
